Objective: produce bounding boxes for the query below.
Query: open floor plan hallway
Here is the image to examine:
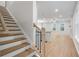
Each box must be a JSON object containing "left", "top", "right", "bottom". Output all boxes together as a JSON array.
[{"left": 44, "top": 32, "right": 79, "bottom": 57}]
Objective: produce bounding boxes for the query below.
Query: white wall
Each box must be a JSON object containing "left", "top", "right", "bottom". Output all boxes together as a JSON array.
[
  {"left": 73, "top": 2, "right": 79, "bottom": 55},
  {"left": 0, "top": 1, "right": 5, "bottom": 6},
  {"left": 6, "top": 1, "right": 33, "bottom": 42},
  {"left": 33, "top": 1, "right": 37, "bottom": 23}
]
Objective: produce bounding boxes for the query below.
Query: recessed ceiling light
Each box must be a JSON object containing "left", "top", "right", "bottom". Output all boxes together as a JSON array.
[{"left": 55, "top": 9, "right": 59, "bottom": 12}]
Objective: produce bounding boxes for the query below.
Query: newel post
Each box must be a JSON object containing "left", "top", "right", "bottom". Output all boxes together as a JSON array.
[{"left": 41, "top": 27, "right": 46, "bottom": 56}]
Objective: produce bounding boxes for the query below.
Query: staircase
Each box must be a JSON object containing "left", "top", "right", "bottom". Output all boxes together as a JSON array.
[{"left": 0, "top": 6, "right": 39, "bottom": 57}]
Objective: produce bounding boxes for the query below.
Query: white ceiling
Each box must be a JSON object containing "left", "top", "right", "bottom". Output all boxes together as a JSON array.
[{"left": 36, "top": 1, "right": 77, "bottom": 19}]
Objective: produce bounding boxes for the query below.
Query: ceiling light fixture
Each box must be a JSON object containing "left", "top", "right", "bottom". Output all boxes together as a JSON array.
[{"left": 55, "top": 9, "right": 59, "bottom": 12}]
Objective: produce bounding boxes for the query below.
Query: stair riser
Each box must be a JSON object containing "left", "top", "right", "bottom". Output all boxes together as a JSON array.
[
  {"left": 0, "top": 38, "right": 26, "bottom": 45},
  {"left": 0, "top": 42, "right": 30, "bottom": 56},
  {"left": 0, "top": 35, "right": 25, "bottom": 42},
  {"left": 2, "top": 46, "right": 30, "bottom": 57},
  {"left": 0, "top": 40, "right": 27, "bottom": 50}
]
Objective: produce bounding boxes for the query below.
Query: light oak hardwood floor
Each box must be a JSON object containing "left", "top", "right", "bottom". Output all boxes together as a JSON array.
[{"left": 44, "top": 32, "right": 79, "bottom": 57}]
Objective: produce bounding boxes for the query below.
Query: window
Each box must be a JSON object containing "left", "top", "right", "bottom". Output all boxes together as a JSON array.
[
  {"left": 53, "top": 24, "right": 56, "bottom": 31},
  {"left": 60, "top": 24, "right": 64, "bottom": 31}
]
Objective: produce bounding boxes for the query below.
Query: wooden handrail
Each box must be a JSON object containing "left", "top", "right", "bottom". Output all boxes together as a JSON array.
[
  {"left": 41, "top": 27, "right": 46, "bottom": 56},
  {"left": 33, "top": 23, "right": 41, "bottom": 31}
]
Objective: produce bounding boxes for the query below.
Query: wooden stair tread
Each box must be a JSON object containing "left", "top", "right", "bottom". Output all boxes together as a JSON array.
[
  {"left": 3, "top": 14, "right": 10, "bottom": 16},
  {"left": 3, "top": 16, "right": 13, "bottom": 19},
  {"left": 5, "top": 24, "right": 17, "bottom": 26},
  {"left": 6, "top": 25, "right": 18, "bottom": 27},
  {"left": 8, "top": 29, "right": 21, "bottom": 31},
  {"left": 0, "top": 27, "right": 3, "bottom": 29},
  {"left": 0, "top": 29, "right": 5, "bottom": 30},
  {"left": 5, "top": 22, "right": 16, "bottom": 24},
  {"left": 0, "top": 37, "right": 26, "bottom": 45},
  {"left": 14, "top": 48, "right": 34, "bottom": 57},
  {"left": 3, "top": 16, "right": 12, "bottom": 17},
  {"left": 6, "top": 27, "right": 19, "bottom": 29},
  {"left": 0, "top": 35, "right": 26, "bottom": 42},
  {"left": 0, "top": 25, "right": 2, "bottom": 27},
  {"left": 4, "top": 19, "right": 15, "bottom": 22},
  {"left": 0, "top": 30, "right": 22, "bottom": 33},
  {"left": 0, "top": 23, "right": 1, "bottom": 24},
  {"left": 0, "top": 42, "right": 30, "bottom": 56},
  {"left": 4, "top": 21, "right": 15, "bottom": 23},
  {"left": 0, "top": 30, "right": 5, "bottom": 32},
  {"left": 0, "top": 31, "right": 22, "bottom": 34},
  {"left": 4, "top": 17, "right": 13, "bottom": 19},
  {"left": 0, "top": 27, "right": 5, "bottom": 31},
  {"left": 0, "top": 33, "right": 23, "bottom": 37}
]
